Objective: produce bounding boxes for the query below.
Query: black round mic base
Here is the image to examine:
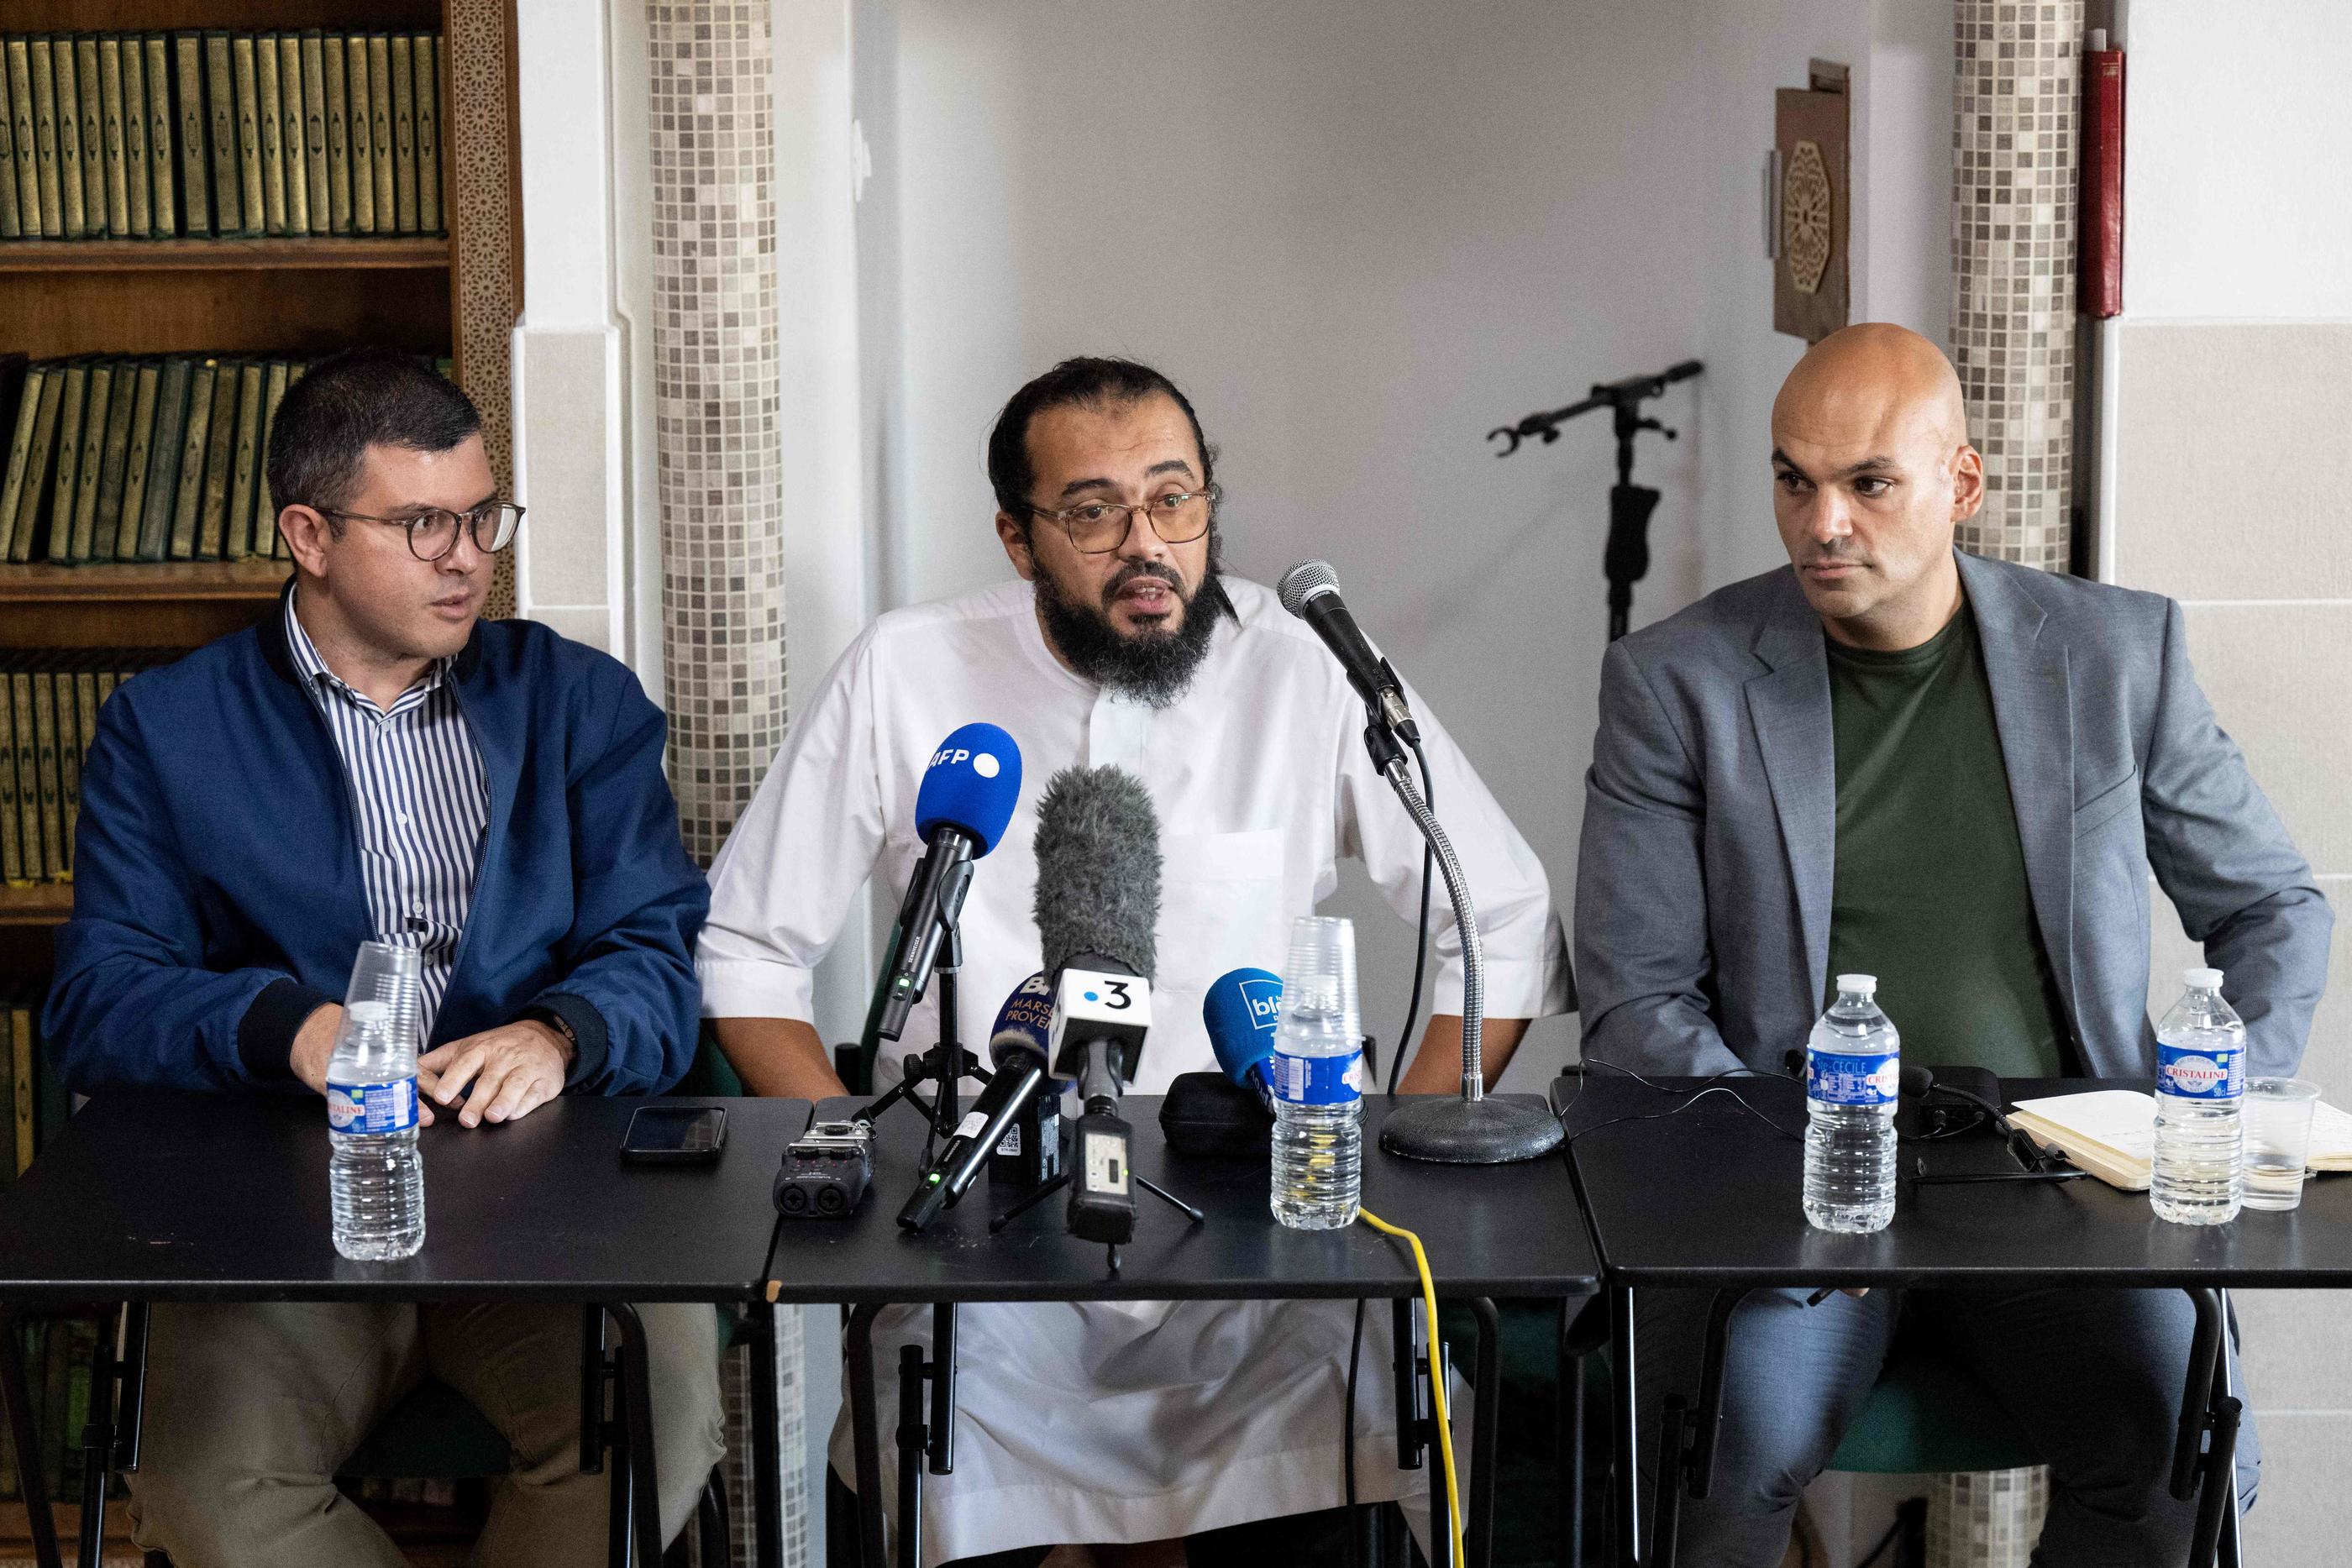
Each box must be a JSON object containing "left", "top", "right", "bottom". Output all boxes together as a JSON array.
[{"left": 1379, "top": 1093, "right": 1565, "bottom": 1165}]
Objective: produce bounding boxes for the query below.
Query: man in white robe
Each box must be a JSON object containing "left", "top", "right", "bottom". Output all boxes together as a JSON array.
[{"left": 701, "top": 357, "right": 1571, "bottom": 1566}]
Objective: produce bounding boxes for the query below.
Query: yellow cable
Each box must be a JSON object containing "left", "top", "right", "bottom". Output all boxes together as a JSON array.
[{"left": 1358, "top": 1207, "right": 1464, "bottom": 1567}]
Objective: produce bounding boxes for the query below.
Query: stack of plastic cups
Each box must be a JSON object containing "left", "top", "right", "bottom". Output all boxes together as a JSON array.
[{"left": 327, "top": 941, "right": 427, "bottom": 1261}]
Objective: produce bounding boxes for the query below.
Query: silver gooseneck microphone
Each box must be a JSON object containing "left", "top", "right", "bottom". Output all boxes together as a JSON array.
[{"left": 1277, "top": 559, "right": 1564, "bottom": 1165}]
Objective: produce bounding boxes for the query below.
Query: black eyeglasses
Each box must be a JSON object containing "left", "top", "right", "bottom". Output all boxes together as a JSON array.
[
  {"left": 317, "top": 501, "right": 525, "bottom": 562},
  {"left": 1024, "top": 485, "right": 1217, "bottom": 555}
]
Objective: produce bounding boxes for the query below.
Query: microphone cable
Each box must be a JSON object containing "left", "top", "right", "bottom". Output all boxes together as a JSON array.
[
  {"left": 1385, "top": 736, "right": 1437, "bottom": 1097},
  {"left": 1357, "top": 1207, "right": 1464, "bottom": 1568},
  {"left": 1551, "top": 1055, "right": 1808, "bottom": 1144}
]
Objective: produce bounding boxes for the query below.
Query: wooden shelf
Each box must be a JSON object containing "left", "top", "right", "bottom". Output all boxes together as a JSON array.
[
  {"left": 0, "top": 559, "right": 290, "bottom": 604},
  {"left": 0, "top": 237, "right": 451, "bottom": 274},
  {"left": 0, "top": 884, "right": 74, "bottom": 926}
]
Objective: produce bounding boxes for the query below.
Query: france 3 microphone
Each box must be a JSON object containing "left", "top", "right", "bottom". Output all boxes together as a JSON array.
[
  {"left": 871, "top": 723, "right": 1023, "bottom": 1042},
  {"left": 1274, "top": 560, "right": 1418, "bottom": 745},
  {"left": 895, "top": 973, "right": 1060, "bottom": 1232},
  {"left": 1033, "top": 764, "right": 1163, "bottom": 1245}
]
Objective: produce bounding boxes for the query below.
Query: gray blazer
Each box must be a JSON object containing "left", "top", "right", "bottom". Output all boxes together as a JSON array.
[{"left": 1576, "top": 549, "right": 2330, "bottom": 1079}]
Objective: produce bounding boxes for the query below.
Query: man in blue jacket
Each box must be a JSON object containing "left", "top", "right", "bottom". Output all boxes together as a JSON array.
[{"left": 45, "top": 349, "right": 723, "bottom": 1568}]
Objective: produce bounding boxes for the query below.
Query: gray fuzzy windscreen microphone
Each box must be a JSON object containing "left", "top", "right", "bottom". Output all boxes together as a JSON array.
[{"left": 1032, "top": 764, "right": 1161, "bottom": 981}]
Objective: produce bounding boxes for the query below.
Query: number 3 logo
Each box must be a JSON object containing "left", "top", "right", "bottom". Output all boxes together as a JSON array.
[{"left": 1101, "top": 980, "right": 1132, "bottom": 1009}]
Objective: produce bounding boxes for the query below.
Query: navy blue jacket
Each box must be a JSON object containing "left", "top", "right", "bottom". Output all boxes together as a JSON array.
[{"left": 45, "top": 590, "right": 709, "bottom": 1096}]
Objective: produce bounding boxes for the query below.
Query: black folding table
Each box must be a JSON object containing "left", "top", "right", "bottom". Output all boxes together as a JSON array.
[
  {"left": 0, "top": 1092, "right": 803, "bottom": 1568},
  {"left": 760, "top": 1093, "right": 1601, "bottom": 1568},
  {"left": 1560, "top": 1072, "right": 2352, "bottom": 1568}
]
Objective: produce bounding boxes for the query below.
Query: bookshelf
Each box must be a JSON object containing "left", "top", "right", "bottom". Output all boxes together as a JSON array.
[
  {"left": 0, "top": 0, "right": 517, "bottom": 899},
  {"left": 0, "top": 0, "right": 516, "bottom": 1546}
]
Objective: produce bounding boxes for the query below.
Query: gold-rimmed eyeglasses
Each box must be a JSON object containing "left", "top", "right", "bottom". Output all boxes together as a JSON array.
[
  {"left": 1024, "top": 485, "right": 1218, "bottom": 555},
  {"left": 318, "top": 501, "right": 526, "bottom": 562}
]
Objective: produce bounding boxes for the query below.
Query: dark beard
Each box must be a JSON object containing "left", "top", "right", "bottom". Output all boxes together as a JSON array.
[{"left": 1032, "top": 536, "right": 1226, "bottom": 710}]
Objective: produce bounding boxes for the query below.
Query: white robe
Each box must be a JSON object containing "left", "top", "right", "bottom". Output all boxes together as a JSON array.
[{"left": 701, "top": 574, "right": 1569, "bottom": 1562}]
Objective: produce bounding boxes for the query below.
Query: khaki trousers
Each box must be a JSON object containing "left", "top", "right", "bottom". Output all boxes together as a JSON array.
[{"left": 125, "top": 1300, "right": 725, "bottom": 1568}]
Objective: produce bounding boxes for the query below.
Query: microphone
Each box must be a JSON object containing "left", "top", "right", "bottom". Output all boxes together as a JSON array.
[
  {"left": 1203, "top": 967, "right": 1284, "bottom": 1107},
  {"left": 1276, "top": 561, "right": 1420, "bottom": 744},
  {"left": 871, "top": 724, "right": 1023, "bottom": 1042},
  {"left": 897, "top": 974, "right": 1055, "bottom": 1232},
  {"left": 1032, "top": 764, "right": 1162, "bottom": 1245}
]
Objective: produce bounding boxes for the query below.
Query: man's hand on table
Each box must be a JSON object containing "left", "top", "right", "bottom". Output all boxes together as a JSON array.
[
  {"left": 421, "top": 1020, "right": 574, "bottom": 1127},
  {"left": 294, "top": 1008, "right": 569, "bottom": 1127}
]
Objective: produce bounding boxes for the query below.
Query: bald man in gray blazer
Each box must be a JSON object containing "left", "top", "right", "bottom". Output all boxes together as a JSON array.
[{"left": 1575, "top": 324, "right": 2328, "bottom": 1566}]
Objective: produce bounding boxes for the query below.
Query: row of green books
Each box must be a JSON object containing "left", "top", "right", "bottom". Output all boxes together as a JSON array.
[
  {"left": 1, "top": 652, "right": 174, "bottom": 886},
  {"left": 0, "top": 30, "right": 444, "bottom": 242},
  {"left": 0, "top": 354, "right": 312, "bottom": 565}
]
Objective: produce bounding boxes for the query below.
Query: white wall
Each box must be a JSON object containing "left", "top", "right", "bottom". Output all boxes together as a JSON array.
[
  {"left": 2119, "top": 0, "right": 2352, "bottom": 321},
  {"left": 1688, "top": 0, "right": 1953, "bottom": 595},
  {"left": 880, "top": 0, "right": 1726, "bottom": 1077},
  {"left": 2098, "top": 6, "right": 2352, "bottom": 1561}
]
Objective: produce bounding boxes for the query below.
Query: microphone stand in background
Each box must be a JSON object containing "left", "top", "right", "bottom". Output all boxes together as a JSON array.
[
  {"left": 1488, "top": 359, "right": 1703, "bottom": 640},
  {"left": 1367, "top": 717, "right": 1567, "bottom": 1165}
]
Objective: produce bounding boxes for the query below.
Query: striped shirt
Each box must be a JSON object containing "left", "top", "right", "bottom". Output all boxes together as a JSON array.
[{"left": 284, "top": 591, "right": 489, "bottom": 1039}]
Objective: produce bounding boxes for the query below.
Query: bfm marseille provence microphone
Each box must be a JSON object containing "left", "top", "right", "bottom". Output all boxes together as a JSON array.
[
  {"left": 896, "top": 973, "right": 1057, "bottom": 1233},
  {"left": 1275, "top": 560, "right": 1419, "bottom": 744},
  {"left": 872, "top": 723, "right": 1022, "bottom": 1042},
  {"left": 1203, "top": 967, "right": 1283, "bottom": 1105},
  {"left": 1032, "top": 764, "right": 1161, "bottom": 1245}
]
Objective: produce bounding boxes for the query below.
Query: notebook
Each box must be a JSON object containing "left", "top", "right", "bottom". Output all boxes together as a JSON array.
[{"left": 2009, "top": 1089, "right": 2352, "bottom": 1193}]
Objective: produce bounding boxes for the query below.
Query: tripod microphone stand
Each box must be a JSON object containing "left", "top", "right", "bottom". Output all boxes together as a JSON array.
[
  {"left": 858, "top": 916, "right": 988, "bottom": 1173},
  {"left": 1488, "top": 358, "right": 1703, "bottom": 640}
]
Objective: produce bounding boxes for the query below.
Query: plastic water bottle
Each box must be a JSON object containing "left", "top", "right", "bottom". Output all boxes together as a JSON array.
[
  {"left": 1803, "top": 974, "right": 1901, "bottom": 1233},
  {"left": 2151, "top": 967, "right": 2245, "bottom": 1226},
  {"left": 1269, "top": 915, "right": 1365, "bottom": 1230},
  {"left": 328, "top": 942, "right": 427, "bottom": 1261}
]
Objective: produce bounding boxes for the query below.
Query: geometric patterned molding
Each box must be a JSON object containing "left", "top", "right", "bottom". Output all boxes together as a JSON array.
[
  {"left": 647, "top": 0, "right": 790, "bottom": 868},
  {"left": 444, "top": 0, "right": 521, "bottom": 617},
  {"left": 1950, "top": 0, "right": 2082, "bottom": 573}
]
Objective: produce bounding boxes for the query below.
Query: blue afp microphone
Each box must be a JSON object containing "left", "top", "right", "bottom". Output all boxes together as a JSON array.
[
  {"left": 1203, "top": 968, "right": 1284, "bottom": 1106},
  {"left": 874, "top": 723, "right": 1023, "bottom": 1042}
]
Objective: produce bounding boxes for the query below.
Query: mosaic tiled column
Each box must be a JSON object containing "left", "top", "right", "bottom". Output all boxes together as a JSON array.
[
  {"left": 645, "top": 6, "right": 801, "bottom": 1560},
  {"left": 1950, "top": 0, "right": 2082, "bottom": 571},
  {"left": 649, "top": 0, "right": 789, "bottom": 865}
]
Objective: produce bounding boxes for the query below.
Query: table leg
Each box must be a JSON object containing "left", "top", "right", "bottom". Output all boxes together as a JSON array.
[
  {"left": 1608, "top": 1285, "right": 1639, "bottom": 1568},
  {"left": 846, "top": 1303, "right": 889, "bottom": 1568},
  {"left": 2174, "top": 1287, "right": 2246, "bottom": 1568},
  {"left": 605, "top": 1303, "right": 666, "bottom": 1568},
  {"left": 2216, "top": 1289, "right": 2244, "bottom": 1568},
  {"left": 1393, "top": 1298, "right": 1425, "bottom": 1471},
  {"left": 927, "top": 1303, "right": 957, "bottom": 1475},
  {"left": 1457, "top": 1298, "right": 1500, "bottom": 1568},
  {"left": 748, "top": 1304, "right": 785, "bottom": 1568},
  {"left": 895, "top": 1345, "right": 925, "bottom": 1568},
  {"left": 1560, "top": 1298, "right": 1583, "bottom": 1568},
  {"left": 0, "top": 1308, "right": 63, "bottom": 1568}
]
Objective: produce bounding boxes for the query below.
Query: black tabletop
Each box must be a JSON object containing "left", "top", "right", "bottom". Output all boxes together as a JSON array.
[
  {"left": 758, "top": 1095, "right": 1600, "bottom": 1304},
  {"left": 0, "top": 1093, "right": 801, "bottom": 1303},
  {"left": 1561, "top": 1073, "right": 2352, "bottom": 1290}
]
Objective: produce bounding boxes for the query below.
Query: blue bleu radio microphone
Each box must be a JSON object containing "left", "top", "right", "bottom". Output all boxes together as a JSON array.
[{"left": 1203, "top": 967, "right": 1284, "bottom": 1106}]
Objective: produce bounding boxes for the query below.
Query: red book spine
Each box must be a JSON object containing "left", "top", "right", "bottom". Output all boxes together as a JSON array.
[{"left": 2081, "top": 49, "right": 2126, "bottom": 317}]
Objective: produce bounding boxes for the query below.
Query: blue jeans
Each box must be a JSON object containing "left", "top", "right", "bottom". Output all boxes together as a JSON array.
[{"left": 1634, "top": 1286, "right": 2260, "bottom": 1568}]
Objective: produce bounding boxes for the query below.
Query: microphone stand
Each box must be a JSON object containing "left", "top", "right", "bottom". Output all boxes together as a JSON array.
[
  {"left": 858, "top": 912, "right": 990, "bottom": 1175},
  {"left": 1368, "top": 719, "right": 1566, "bottom": 1164},
  {"left": 1487, "top": 359, "right": 1703, "bottom": 641}
]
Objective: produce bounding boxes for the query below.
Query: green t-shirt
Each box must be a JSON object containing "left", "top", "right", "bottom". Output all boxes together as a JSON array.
[{"left": 1824, "top": 605, "right": 2073, "bottom": 1078}]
